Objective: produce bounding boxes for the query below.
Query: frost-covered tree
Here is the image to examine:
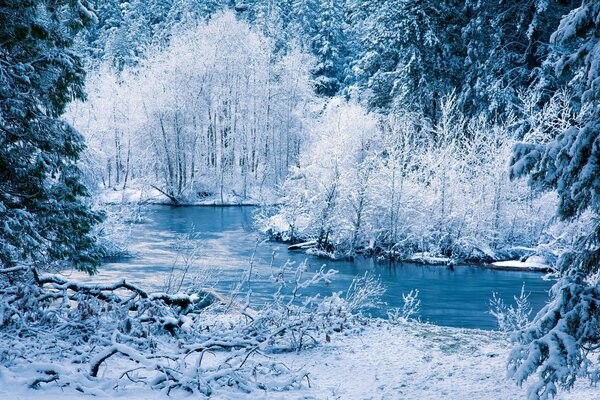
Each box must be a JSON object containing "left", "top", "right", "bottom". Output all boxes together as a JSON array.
[
  {"left": 69, "top": 12, "right": 317, "bottom": 203},
  {"left": 263, "top": 95, "right": 554, "bottom": 261},
  {"left": 308, "top": 0, "right": 349, "bottom": 96},
  {"left": 508, "top": 2, "right": 600, "bottom": 398},
  {"left": 0, "top": 0, "right": 104, "bottom": 274}
]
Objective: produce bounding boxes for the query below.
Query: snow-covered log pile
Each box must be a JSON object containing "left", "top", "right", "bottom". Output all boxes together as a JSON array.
[{"left": 0, "top": 263, "right": 379, "bottom": 397}]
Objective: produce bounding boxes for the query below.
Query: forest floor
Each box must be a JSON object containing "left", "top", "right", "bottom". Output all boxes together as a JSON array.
[{"left": 2, "top": 320, "right": 597, "bottom": 400}]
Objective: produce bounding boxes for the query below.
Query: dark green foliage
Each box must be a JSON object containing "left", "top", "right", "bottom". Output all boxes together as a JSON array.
[
  {"left": 0, "top": 0, "right": 104, "bottom": 273},
  {"left": 350, "top": 0, "right": 464, "bottom": 116},
  {"left": 508, "top": 1, "right": 600, "bottom": 397}
]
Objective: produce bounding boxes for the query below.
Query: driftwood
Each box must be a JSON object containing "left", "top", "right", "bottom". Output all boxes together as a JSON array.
[
  {"left": 32, "top": 269, "right": 196, "bottom": 308},
  {"left": 150, "top": 184, "right": 180, "bottom": 205},
  {"left": 288, "top": 241, "right": 318, "bottom": 251}
]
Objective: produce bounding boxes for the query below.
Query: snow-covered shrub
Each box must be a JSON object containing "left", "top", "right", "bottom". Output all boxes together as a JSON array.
[
  {"left": 387, "top": 289, "right": 421, "bottom": 323},
  {"left": 93, "top": 203, "right": 147, "bottom": 259},
  {"left": 345, "top": 273, "right": 386, "bottom": 313},
  {"left": 161, "top": 228, "right": 220, "bottom": 295},
  {"left": 239, "top": 261, "right": 383, "bottom": 352},
  {"left": 490, "top": 285, "right": 533, "bottom": 335}
]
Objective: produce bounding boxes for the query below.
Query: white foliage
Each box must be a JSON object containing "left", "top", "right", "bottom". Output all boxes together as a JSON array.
[
  {"left": 68, "top": 11, "right": 318, "bottom": 203},
  {"left": 490, "top": 285, "right": 533, "bottom": 335},
  {"left": 0, "top": 261, "right": 380, "bottom": 397},
  {"left": 263, "top": 94, "right": 557, "bottom": 261},
  {"left": 388, "top": 289, "right": 421, "bottom": 323}
]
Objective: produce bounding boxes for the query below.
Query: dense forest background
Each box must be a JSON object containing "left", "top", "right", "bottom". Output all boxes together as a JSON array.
[
  {"left": 77, "top": 0, "right": 581, "bottom": 114},
  {"left": 66, "top": 0, "right": 596, "bottom": 264}
]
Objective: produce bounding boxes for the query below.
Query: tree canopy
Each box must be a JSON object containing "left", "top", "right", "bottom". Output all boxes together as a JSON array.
[{"left": 0, "top": 0, "right": 104, "bottom": 274}]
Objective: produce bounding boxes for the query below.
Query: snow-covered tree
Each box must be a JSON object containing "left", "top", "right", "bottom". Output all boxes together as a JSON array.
[
  {"left": 0, "top": 0, "right": 104, "bottom": 274},
  {"left": 264, "top": 95, "right": 555, "bottom": 261},
  {"left": 507, "top": 2, "right": 600, "bottom": 398},
  {"left": 349, "top": 0, "right": 460, "bottom": 115},
  {"left": 460, "top": 0, "right": 571, "bottom": 116},
  {"left": 69, "top": 12, "right": 318, "bottom": 203}
]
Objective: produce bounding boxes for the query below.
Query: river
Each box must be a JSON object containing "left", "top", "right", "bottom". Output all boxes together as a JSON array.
[{"left": 80, "top": 205, "right": 553, "bottom": 330}]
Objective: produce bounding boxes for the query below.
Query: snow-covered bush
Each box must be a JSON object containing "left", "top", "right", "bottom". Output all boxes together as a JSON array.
[
  {"left": 0, "top": 260, "right": 380, "bottom": 397},
  {"left": 93, "top": 203, "right": 147, "bottom": 259},
  {"left": 161, "top": 228, "right": 219, "bottom": 295},
  {"left": 490, "top": 285, "right": 533, "bottom": 335},
  {"left": 387, "top": 289, "right": 421, "bottom": 323}
]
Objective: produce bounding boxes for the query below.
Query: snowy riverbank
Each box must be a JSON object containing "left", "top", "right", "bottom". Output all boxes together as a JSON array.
[
  {"left": 291, "top": 242, "right": 553, "bottom": 272},
  {"left": 96, "top": 186, "right": 276, "bottom": 207},
  {"left": 1, "top": 320, "right": 596, "bottom": 400}
]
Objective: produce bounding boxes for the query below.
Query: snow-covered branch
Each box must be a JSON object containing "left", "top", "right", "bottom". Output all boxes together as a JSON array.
[{"left": 0, "top": 261, "right": 379, "bottom": 397}]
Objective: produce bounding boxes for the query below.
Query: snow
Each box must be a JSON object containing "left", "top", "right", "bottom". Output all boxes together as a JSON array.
[
  {"left": 1, "top": 321, "right": 596, "bottom": 400},
  {"left": 409, "top": 252, "right": 451, "bottom": 265},
  {"left": 491, "top": 256, "right": 552, "bottom": 271},
  {"left": 288, "top": 240, "right": 318, "bottom": 251},
  {"left": 263, "top": 213, "right": 290, "bottom": 235}
]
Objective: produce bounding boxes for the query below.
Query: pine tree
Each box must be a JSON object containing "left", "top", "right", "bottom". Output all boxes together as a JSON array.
[
  {"left": 461, "top": 0, "right": 571, "bottom": 117},
  {"left": 311, "top": 0, "right": 348, "bottom": 96},
  {"left": 508, "top": 1, "right": 600, "bottom": 398},
  {"left": 0, "top": 0, "right": 104, "bottom": 274},
  {"left": 351, "top": 0, "right": 463, "bottom": 119}
]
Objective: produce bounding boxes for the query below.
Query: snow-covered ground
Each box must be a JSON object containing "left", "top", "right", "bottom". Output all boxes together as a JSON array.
[
  {"left": 2, "top": 321, "right": 596, "bottom": 400},
  {"left": 491, "top": 256, "right": 552, "bottom": 271}
]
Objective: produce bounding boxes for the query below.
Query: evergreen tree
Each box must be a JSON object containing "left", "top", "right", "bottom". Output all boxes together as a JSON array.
[
  {"left": 0, "top": 0, "right": 104, "bottom": 274},
  {"left": 75, "top": 0, "right": 121, "bottom": 62},
  {"left": 245, "top": 0, "right": 295, "bottom": 52},
  {"left": 461, "top": 0, "right": 571, "bottom": 117},
  {"left": 311, "top": 0, "right": 349, "bottom": 96},
  {"left": 351, "top": 0, "right": 464, "bottom": 119},
  {"left": 287, "top": 0, "right": 349, "bottom": 96},
  {"left": 508, "top": 1, "right": 600, "bottom": 398}
]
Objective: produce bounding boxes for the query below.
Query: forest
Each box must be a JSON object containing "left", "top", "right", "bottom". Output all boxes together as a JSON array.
[{"left": 0, "top": 0, "right": 599, "bottom": 399}]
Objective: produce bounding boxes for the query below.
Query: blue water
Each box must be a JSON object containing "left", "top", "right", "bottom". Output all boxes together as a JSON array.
[{"left": 90, "top": 205, "right": 553, "bottom": 330}]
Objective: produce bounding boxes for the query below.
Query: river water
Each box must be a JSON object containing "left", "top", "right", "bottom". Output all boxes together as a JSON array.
[{"left": 83, "top": 205, "right": 553, "bottom": 330}]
